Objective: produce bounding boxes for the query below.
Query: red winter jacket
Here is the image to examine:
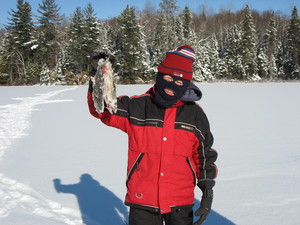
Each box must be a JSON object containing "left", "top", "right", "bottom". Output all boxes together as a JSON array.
[{"left": 87, "top": 87, "right": 217, "bottom": 214}]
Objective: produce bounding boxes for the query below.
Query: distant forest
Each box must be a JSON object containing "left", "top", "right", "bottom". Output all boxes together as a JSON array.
[{"left": 0, "top": 0, "right": 299, "bottom": 85}]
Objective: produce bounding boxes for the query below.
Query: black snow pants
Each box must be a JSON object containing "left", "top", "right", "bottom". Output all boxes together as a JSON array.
[{"left": 129, "top": 206, "right": 193, "bottom": 225}]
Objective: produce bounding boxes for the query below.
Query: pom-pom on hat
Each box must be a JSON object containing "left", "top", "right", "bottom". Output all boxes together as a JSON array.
[{"left": 158, "top": 45, "right": 196, "bottom": 81}]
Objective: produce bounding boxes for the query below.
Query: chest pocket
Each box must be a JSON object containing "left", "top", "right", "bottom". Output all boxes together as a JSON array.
[{"left": 174, "top": 123, "right": 199, "bottom": 156}]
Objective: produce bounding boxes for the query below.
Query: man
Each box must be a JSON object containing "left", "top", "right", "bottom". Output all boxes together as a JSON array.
[{"left": 87, "top": 45, "right": 218, "bottom": 225}]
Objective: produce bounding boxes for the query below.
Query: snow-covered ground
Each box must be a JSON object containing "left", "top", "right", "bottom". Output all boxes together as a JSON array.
[{"left": 0, "top": 83, "right": 299, "bottom": 225}]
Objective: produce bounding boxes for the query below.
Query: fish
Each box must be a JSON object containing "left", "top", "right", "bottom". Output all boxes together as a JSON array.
[{"left": 92, "top": 57, "right": 117, "bottom": 114}]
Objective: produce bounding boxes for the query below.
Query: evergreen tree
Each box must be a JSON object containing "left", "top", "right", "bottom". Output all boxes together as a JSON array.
[
  {"left": 139, "top": 33, "right": 152, "bottom": 82},
  {"left": 66, "top": 4, "right": 100, "bottom": 75},
  {"left": 0, "top": 34, "right": 11, "bottom": 84},
  {"left": 67, "top": 7, "right": 85, "bottom": 72},
  {"left": 182, "top": 6, "right": 192, "bottom": 40},
  {"left": 240, "top": 5, "right": 259, "bottom": 80},
  {"left": 285, "top": 6, "right": 300, "bottom": 79},
  {"left": 256, "top": 49, "right": 269, "bottom": 78},
  {"left": 174, "top": 15, "right": 184, "bottom": 46},
  {"left": 209, "top": 34, "right": 227, "bottom": 78},
  {"left": 116, "top": 6, "right": 149, "bottom": 83},
  {"left": 223, "top": 25, "right": 245, "bottom": 79},
  {"left": 83, "top": 3, "right": 100, "bottom": 71},
  {"left": 37, "top": 0, "right": 62, "bottom": 69},
  {"left": 151, "top": 10, "right": 168, "bottom": 68},
  {"left": 259, "top": 13, "right": 278, "bottom": 79},
  {"left": 159, "top": 0, "right": 179, "bottom": 48},
  {"left": 173, "top": 6, "right": 197, "bottom": 47},
  {"left": 6, "top": 0, "right": 34, "bottom": 52},
  {"left": 207, "top": 35, "right": 218, "bottom": 78},
  {"left": 177, "top": 6, "right": 197, "bottom": 47},
  {"left": 194, "top": 34, "right": 225, "bottom": 81},
  {"left": 4, "top": 0, "right": 36, "bottom": 84},
  {"left": 98, "top": 21, "right": 111, "bottom": 50},
  {"left": 193, "top": 40, "right": 214, "bottom": 81}
]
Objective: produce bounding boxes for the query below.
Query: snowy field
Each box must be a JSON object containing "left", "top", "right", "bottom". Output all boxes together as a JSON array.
[{"left": 0, "top": 83, "right": 299, "bottom": 225}]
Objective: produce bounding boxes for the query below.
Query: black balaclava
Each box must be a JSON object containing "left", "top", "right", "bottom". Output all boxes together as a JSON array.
[{"left": 154, "top": 72, "right": 190, "bottom": 108}]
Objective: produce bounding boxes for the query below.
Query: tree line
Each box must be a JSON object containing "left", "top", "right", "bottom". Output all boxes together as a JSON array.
[{"left": 0, "top": 0, "right": 299, "bottom": 85}]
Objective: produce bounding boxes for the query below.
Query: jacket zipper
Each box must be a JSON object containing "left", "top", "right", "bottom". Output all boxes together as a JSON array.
[
  {"left": 126, "top": 153, "right": 145, "bottom": 187},
  {"left": 186, "top": 157, "right": 197, "bottom": 185}
]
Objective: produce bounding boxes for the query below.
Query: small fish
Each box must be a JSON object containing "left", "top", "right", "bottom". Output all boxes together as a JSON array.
[{"left": 92, "top": 58, "right": 117, "bottom": 114}]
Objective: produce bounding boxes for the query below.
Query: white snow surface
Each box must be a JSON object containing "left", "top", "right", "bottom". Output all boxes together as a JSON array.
[{"left": 0, "top": 83, "right": 299, "bottom": 225}]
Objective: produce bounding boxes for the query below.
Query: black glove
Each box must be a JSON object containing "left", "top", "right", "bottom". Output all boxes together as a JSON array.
[
  {"left": 88, "top": 78, "right": 94, "bottom": 93},
  {"left": 193, "top": 180, "right": 215, "bottom": 225},
  {"left": 91, "top": 48, "right": 115, "bottom": 73},
  {"left": 89, "top": 49, "right": 115, "bottom": 93}
]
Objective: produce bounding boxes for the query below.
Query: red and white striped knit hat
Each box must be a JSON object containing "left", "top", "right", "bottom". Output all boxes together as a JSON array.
[{"left": 157, "top": 45, "right": 196, "bottom": 81}]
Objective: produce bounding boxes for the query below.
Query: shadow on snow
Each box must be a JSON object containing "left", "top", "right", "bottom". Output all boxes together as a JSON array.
[
  {"left": 53, "top": 174, "right": 128, "bottom": 225},
  {"left": 53, "top": 174, "right": 235, "bottom": 225}
]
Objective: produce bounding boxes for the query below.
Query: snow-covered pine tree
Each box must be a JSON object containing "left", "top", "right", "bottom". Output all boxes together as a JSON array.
[
  {"left": 209, "top": 34, "right": 227, "bottom": 79},
  {"left": 150, "top": 10, "right": 168, "bottom": 69},
  {"left": 258, "top": 12, "right": 278, "bottom": 79},
  {"left": 159, "top": 0, "right": 179, "bottom": 49},
  {"left": 174, "top": 15, "right": 184, "bottom": 46},
  {"left": 98, "top": 21, "right": 111, "bottom": 51},
  {"left": 265, "top": 13, "right": 278, "bottom": 79},
  {"left": 115, "top": 5, "right": 149, "bottom": 83},
  {"left": 181, "top": 6, "right": 197, "bottom": 47},
  {"left": 182, "top": 6, "right": 192, "bottom": 40},
  {"left": 83, "top": 3, "right": 100, "bottom": 72},
  {"left": 285, "top": 6, "right": 300, "bottom": 79},
  {"left": 194, "top": 39, "right": 214, "bottom": 81},
  {"left": 194, "top": 34, "right": 225, "bottom": 81},
  {"left": 0, "top": 34, "right": 12, "bottom": 84},
  {"left": 4, "top": 0, "right": 36, "bottom": 84},
  {"left": 139, "top": 33, "right": 152, "bottom": 83},
  {"left": 223, "top": 25, "right": 246, "bottom": 79},
  {"left": 39, "top": 65, "right": 50, "bottom": 84},
  {"left": 6, "top": 0, "right": 35, "bottom": 55},
  {"left": 207, "top": 34, "right": 220, "bottom": 78},
  {"left": 37, "top": 0, "right": 62, "bottom": 76},
  {"left": 256, "top": 49, "right": 269, "bottom": 78},
  {"left": 67, "top": 7, "right": 85, "bottom": 72},
  {"left": 240, "top": 4, "right": 259, "bottom": 80}
]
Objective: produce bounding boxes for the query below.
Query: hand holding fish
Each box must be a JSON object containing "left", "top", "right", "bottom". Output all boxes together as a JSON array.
[{"left": 90, "top": 49, "right": 117, "bottom": 114}]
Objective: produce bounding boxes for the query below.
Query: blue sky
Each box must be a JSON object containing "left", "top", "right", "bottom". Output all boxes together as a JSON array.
[{"left": 1, "top": 0, "right": 299, "bottom": 28}]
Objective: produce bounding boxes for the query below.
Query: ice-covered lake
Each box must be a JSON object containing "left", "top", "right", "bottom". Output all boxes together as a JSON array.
[{"left": 0, "top": 83, "right": 299, "bottom": 224}]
